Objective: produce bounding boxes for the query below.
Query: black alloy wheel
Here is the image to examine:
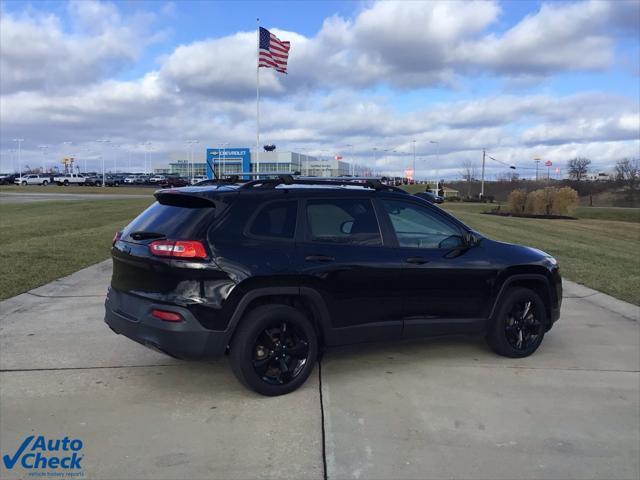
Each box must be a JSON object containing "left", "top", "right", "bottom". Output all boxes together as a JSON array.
[
  {"left": 504, "top": 299, "right": 543, "bottom": 351},
  {"left": 486, "top": 287, "right": 546, "bottom": 358},
  {"left": 230, "top": 304, "right": 318, "bottom": 396},
  {"left": 252, "top": 321, "right": 310, "bottom": 386}
]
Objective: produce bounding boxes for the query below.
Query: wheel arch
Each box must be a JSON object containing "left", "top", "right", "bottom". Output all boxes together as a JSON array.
[
  {"left": 224, "top": 286, "right": 332, "bottom": 350},
  {"left": 490, "top": 272, "right": 554, "bottom": 325}
]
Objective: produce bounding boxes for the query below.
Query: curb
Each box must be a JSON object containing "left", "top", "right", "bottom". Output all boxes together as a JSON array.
[{"left": 563, "top": 279, "right": 639, "bottom": 322}]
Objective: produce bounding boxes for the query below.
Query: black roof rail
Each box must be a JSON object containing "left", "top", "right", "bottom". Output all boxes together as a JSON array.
[{"left": 239, "top": 175, "right": 408, "bottom": 193}]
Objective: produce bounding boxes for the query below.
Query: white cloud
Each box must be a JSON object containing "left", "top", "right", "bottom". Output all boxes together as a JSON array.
[{"left": 0, "top": 0, "right": 166, "bottom": 94}]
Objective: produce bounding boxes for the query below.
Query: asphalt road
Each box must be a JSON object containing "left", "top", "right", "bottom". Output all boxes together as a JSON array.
[
  {"left": 0, "top": 262, "right": 638, "bottom": 479},
  {"left": 0, "top": 192, "right": 149, "bottom": 204}
]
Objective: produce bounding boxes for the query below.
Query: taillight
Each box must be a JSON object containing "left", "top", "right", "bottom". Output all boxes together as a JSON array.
[
  {"left": 112, "top": 231, "right": 122, "bottom": 245},
  {"left": 151, "top": 309, "right": 183, "bottom": 322},
  {"left": 149, "top": 240, "right": 207, "bottom": 259}
]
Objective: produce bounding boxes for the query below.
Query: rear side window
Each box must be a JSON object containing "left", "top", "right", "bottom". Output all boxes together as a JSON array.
[
  {"left": 122, "top": 202, "right": 215, "bottom": 241},
  {"left": 305, "top": 198, "right": 381, "bottom": 246},
  {"left": 248, "top": 200, "right": 297, "bottom": 240}
]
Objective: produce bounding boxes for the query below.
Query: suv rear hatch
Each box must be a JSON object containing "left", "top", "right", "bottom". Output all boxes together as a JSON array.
[{"left": 110, "top": 189, "right": 231, "bottom": 302}]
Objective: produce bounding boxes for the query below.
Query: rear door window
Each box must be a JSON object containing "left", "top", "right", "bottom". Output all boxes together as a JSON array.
[
  {"left": 248, "top": 200, "right": 297, "bottom": 240},
  {"left": 305, "top": 198, "right": 382, "bottom": 246}
]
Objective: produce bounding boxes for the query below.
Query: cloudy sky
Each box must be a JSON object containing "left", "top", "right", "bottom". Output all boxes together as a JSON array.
[{"left": 1, "top": 0, "right": 639, "bottom": 179}]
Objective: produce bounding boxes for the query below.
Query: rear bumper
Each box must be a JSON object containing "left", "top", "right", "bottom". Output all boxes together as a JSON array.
[{"left": 104, "top": 289, "right": 229, "bottom": 360}]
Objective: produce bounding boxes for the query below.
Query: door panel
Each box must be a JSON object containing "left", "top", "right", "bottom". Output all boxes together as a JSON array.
[
  {"left": 378, "top": 198, "right": 496, "bottom": 337},
  {"left": 295, "top": 197, "right": 402, "bottom": 344}
]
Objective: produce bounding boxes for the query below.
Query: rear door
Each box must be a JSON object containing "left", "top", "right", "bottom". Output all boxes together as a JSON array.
[{"left": 295, "top": 196, "right": 403, "bottom": 344}]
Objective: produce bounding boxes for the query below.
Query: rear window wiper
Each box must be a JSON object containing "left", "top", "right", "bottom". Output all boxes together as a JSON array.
[{"left": 129, "top": 231, "right": 166, "bottom": 240}]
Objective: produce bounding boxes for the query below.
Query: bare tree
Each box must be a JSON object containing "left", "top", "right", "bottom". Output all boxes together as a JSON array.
[
  {"left": 497, "top": 171, "right": 520, "bottom": 182},
  {"left": 460, "top": 160, "right": 477, "bottom": 197},
  {"left": 567, "top": 157, "right": 591, "bottom": 181},
  {"left": 615, "top": 158, "right": 639, "bottom": 192},
  {"left": 461, "top": 160, "right": 477, "bottom": 182}
]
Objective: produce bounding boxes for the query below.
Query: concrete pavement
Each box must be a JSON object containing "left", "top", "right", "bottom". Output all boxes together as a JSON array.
[{"left": 0, "top": 261, "right": 638, "bottom": 479}]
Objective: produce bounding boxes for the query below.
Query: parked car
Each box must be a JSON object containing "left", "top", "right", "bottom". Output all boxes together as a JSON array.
[
  {"left": 124, "top": 176, "right": 138, "bottom": 184},
  {"left": 106, "top": 177, "right": 562, "bottom": 396},
  {"left": 190, "top": 175, "right": 208, "bottom": 185},
  {"left": 135, "top": 175, "right": 151, "bottom": 185},
  {"left": 14, "top": 174, "right": 50, "bottom": 185},
  {"left": 53, "top": 173, "right": 86, "bottom": 186},
  {"left": 0, "top": 173, "right": 17, "bottom": 185},
  {"left": 157, "top": 176, "right": 190, "bottom": 188},
  {"left": 415, "top": 191, "right": 444, "bottom": 204},
  {"left": 98, "top": 174, "right": 123, "bottom": 187},
  {"left": 82, "top": 174, "right": 100, "bottom": 186},
  {"left": 149, "top": 175, "right": 166, "bottom": 184}
]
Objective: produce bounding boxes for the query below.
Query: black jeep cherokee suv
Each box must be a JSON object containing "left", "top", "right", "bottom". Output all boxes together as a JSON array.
[{"left": 105, "top": 177, "right": 562, "bottom": 396}]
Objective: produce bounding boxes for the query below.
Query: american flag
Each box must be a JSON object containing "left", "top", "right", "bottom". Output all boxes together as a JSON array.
[{"left": 258, "top": 27, "right": 290, "bottom": 74}]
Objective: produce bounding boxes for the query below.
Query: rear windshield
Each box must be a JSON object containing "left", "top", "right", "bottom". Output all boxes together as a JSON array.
[{"left": 121, "top": 202, "right": 215, "bottom": 241}]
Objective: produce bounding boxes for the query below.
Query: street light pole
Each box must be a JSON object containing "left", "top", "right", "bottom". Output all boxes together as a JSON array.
[
  {"left": 186, "top": 140, "right": 199, "bottom": 180},
  {"left": 220, "top": 142, "right": 229, "bottom": 177},
  {"left": 38, "top": 145, "right": 48, "bottom": 174},
  {"left": 430, "top": 140, "right": 439, "bottom": 193},
  {"left": 96, "top": 139, "right": 111, "bottom": 187},
  {"left": 481, "top": 148, "right": 486, "bottom": 197},
  {"left": 13, "top": 139, "right": 24, "bottom": 180},
  {"left": 412, "top": 140, "right": 416, "bottom": 181},
  {"left": 481, "top": 150, "right": 516, "bottom": 197}
]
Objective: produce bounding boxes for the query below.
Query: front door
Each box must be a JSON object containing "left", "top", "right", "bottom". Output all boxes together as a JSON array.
[{"left": 377, "top": 198, "right": 495, "bottom": 337}]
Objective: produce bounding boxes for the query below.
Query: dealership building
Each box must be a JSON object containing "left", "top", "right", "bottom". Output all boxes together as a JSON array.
[{"left": 165, "top": 147, "right": 353, "bottom": 178}]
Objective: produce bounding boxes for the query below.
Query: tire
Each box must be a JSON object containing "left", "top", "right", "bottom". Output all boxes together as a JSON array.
[
  {"left": 486, "top": 287, "right": 547, "bottom": 358},
  {"left": 63, "top": 180, "right": 69, "bottom": 186},
  {"left": 21, "top": 181, "right": 27, "bottom": 186},
  {"left": 229, "top": 304, "right": 318, "bottom": 396},
  {"left": 42, "top": 180, "right": 48, "bottom": 186}
]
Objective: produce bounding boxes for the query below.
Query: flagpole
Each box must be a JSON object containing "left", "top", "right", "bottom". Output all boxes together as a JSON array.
[{"left": 256, "top": 18, "right": 260, "bottom": 177}]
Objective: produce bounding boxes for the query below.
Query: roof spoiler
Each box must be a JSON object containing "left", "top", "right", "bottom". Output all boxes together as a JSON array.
[{"left": 154, "top": 189, "right": 218, "bottom": 208}]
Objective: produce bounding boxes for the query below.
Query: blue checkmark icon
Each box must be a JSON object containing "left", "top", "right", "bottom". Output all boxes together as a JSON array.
[{"left": 3, "top": 435, "right": 34, "bottom": 469}]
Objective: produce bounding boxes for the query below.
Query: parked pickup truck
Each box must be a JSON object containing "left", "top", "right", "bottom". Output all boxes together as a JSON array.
[
  {"left": 54, "top": 173, "right": 86, "bottom": 186},
  {"left": 14, "top": 174, "right": 51, "bottom": 185}
]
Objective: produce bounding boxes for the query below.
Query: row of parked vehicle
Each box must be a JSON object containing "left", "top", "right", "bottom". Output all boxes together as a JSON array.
[{"left": 0, "top": 173, "right": 208, "bottom": 187}]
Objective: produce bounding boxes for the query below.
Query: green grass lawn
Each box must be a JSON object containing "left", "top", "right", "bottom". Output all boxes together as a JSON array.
[
  {"left": 0, "top": 198, "right": 153, "bottom": 300},
  {"left": 573, "top": 206, "right": 640, "bottom": 223},
  {"left": 441, "top": 203, "right": 640, "bottom": 305},
  {"left": 0, "top": 184, "right": 154, "bottom": 195}
]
